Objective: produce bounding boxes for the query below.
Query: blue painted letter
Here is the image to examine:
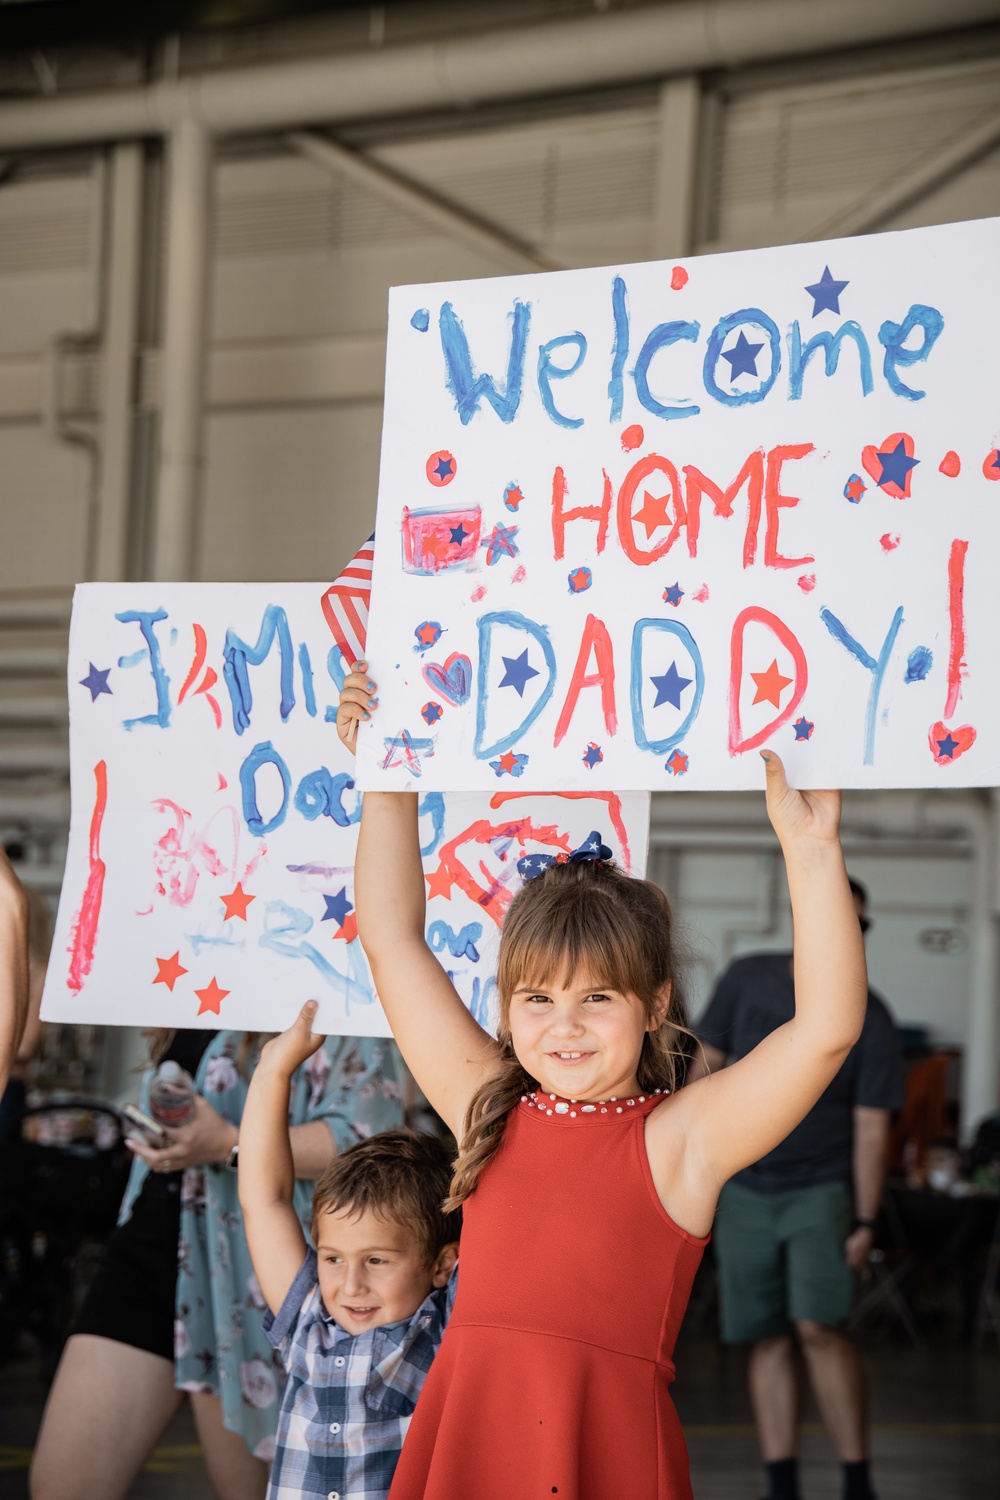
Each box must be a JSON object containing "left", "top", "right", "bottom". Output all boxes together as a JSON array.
[
  {"left": 537, "top": 333, "right": 587, "bottom": 429},
  {"left": 788, "top": 320, "right": 873, "bottom": 400},
  {"left": 240, "top": 740, "right": 291, "bottom": 836},
  {"left": 115, "top": 608, "right": 171, "bottom": 729},
  {"left": 632, "top": 320, "right": 701, "bottom": 421},
  {"left": 223, "top": 605, "right": 296, "bottom": 735},
  {"left": 440, "top": 299, "right": 530, "bottom": 425},
  {"left": 819, "top": 605, "right": 903, "bottom": 765},
  {"left": 878, "top": 304, "right": 944, "bottom": 401}
]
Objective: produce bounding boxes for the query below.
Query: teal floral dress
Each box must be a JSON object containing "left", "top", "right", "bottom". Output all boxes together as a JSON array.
[{"left": 119, "top": 1031, "right": 403, "bottom": 1460}]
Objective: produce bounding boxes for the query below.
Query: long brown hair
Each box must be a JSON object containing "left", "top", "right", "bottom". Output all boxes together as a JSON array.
[
  {"left": 144, "top": 1029, "right": 268, "bottom": 1075},
  {"left": 445, "top": 857, "right": 693, "bottom": 1209}
]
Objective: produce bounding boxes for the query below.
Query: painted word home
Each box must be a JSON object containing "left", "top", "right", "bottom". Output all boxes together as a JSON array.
[{"left": 358, "top": 216, "right": 1000, "bottom": 793}]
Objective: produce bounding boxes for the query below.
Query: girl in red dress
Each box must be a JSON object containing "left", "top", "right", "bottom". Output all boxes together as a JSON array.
[{"left": 337, "top": 667, "right": 867, "bottom": 1500}]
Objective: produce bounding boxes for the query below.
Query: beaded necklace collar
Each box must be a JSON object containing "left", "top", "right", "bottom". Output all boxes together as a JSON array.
[{"left": 522, "top": 1089, "right": 666, "bottom": 1119}]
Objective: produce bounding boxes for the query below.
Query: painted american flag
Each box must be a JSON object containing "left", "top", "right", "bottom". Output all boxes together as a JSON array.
[{"left": 320, "top": 534, "right": 375, "bottom": 666}]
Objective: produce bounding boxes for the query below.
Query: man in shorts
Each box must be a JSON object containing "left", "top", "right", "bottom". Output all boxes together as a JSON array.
[{"left": 692, "top": 878, "right": 904, "bottom": 1500}]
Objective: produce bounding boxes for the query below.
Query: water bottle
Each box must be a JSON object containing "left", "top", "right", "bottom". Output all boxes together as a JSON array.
[{"left": 149, "top": 1060, "right": 197, "bottom": 1128}]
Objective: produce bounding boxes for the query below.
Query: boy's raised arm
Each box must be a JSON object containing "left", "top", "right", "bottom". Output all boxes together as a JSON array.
[{"left": 238, "top": 1003, "right": 323, "bottom": 1315}]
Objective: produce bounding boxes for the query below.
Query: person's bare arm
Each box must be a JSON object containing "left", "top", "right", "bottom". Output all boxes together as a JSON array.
[
  {"left": 650, "top": 754, "right": 867, "bottom": 1232},
  {"left": 238, "top": 1003, "right": 326, "bottom": 1315},
  {"left": 338, "top": 665, "right": 500, "bottom": 1137},
  {"left": 686, "top": 1042, "right": 726, "bottom": 1083},
  {"left": 0, "top": 849, "right": 29, "bottom": 1096},
  {"left": 844, "top": 1105, "right": 891, "bottom": 1273}
]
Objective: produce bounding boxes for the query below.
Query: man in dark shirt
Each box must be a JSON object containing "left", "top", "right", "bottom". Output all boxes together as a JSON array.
[{"left": 691, "top": 878, "right": 904, "bottom": 1500}]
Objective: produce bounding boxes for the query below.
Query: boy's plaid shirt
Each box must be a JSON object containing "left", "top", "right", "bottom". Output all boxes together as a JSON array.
[{"left": 264, "top": 1250, "right": 455, "bottom": 1500}]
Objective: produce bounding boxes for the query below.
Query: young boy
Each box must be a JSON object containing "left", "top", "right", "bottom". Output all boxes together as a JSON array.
[{"left": 239, "top": 1000, "right": 460, "bottom": 1500}]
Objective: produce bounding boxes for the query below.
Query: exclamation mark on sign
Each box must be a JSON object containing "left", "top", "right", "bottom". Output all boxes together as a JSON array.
[{"left": 928, "top": 539, "right": 976, "bottom": 765}]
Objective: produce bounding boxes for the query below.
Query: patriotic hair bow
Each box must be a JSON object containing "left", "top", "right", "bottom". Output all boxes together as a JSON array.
[{"left": 517, "top": 830, "right": 613, "bottom": 882}]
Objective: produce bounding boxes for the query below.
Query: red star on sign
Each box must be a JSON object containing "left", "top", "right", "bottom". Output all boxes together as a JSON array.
[
  {"left": 221, "top": 882, "right": 255, "bottom": 921},
  {"left": 497, "top": 751, "right": 519, "bottom": 774},
  {"left": 425, "top": 863, "right": 456, "bottom": 900},
  {"left": 417, "top": 622, "right": 439, "bottom": 646},
  {"left": 331, "top": 912, "right": 359, "bottom": 943},
  {"left": 751, "top": 660, "right": 793, "bottom": 709},
  {"left": 632, "top": 490, "right": 672, "bottom": 539},
  {"left": 844, "top": 476, "right": 865, "bottom": 502},
  {"left": 421, "top": 531, "right": 447, "bottom": 562},
  {"left": 195, "top": 977, "right": 229, "bottom": 1016},
  {"left": 569, "top": 568, "right": 591, "bottom": 592},
  {"left": 153, "top": 952, "right": 188, "bottom": 992}
]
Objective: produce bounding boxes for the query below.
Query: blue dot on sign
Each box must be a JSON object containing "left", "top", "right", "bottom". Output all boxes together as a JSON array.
[
  {"left": 904, "top": 646, "right": 933, "bottom": 683},
  {"left": 411, "top": 309, "right": 430, "bottom": 332}
]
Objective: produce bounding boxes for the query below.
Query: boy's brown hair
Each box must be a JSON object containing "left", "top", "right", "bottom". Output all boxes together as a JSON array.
[{"left": 311, "top": 1129, "right": 461, "bottom": 1261}]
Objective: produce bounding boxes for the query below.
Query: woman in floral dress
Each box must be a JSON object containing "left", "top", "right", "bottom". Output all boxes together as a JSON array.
[{"left": 31, "top": 1029, "right": 403, "bottom": 1500}]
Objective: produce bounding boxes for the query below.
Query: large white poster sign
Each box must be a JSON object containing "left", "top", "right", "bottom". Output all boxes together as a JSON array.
[
  {"left": 358, "top": 217, "right": 1000, "bottom": 792},
  {"left": 42, "top": 585, "right": 649, "bottom": 1033}
]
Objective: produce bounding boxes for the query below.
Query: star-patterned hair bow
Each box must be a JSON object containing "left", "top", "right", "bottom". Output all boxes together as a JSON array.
[{"left": 517, "top": 830, "right": 613, "bottom": 882}]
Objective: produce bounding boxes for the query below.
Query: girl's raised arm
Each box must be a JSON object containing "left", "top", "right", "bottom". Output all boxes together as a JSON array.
[
  {"left": 339, "top": 666, "right": 500, "bottom": 1136},
  {"left": 650, "top": 752, "right": 868, "bottom": 1228}
]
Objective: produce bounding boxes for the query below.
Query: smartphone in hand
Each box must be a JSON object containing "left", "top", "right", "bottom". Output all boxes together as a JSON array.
[{"left": 121, "top": 1103, "right": 169, "bottom": 1150}]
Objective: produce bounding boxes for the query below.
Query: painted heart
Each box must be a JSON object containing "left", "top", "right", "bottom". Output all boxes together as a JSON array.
[
  {"left": 861, "top": 431, "right": 918, "bottom": 499},
  {"left": 422, "top": 652, "right": 472, "bottom": 706},
  {"left": 928, "top": 721, "right": 976, "bottom": 766}
]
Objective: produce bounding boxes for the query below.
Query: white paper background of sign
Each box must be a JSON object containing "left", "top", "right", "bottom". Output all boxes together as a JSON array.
[
  {"left": 358, "top": 216, "right": 1000, "bottom": 792},
  {"left": 42, "top": 584, "right": 649, "bottom": 1034}
]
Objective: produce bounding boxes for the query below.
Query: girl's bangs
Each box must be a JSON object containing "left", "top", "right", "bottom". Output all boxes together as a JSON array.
[{"left": 499, "top": 891, "right": 650, "bottom": 1005}]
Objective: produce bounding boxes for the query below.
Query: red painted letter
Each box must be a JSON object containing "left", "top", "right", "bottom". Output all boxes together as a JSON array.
[
  {"left": 684, "top": 449, "right": 765, "bottom": 559},
  {"left": 729, "top": 607, "right": 808, "bottom": 754},
  {"left": 761, "top": 443, "right": 815, "bottom": 569},
  {"left": 616, "top": 454, "right": 687, "bottom": 566},
  {"left": 553, "top": 613, "right": 617, "bottom": 747},
  {"left": 551, "top": 466, "right": 611, "bottom": 561}
]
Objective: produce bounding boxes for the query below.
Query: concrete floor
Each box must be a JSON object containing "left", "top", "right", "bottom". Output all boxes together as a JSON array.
[{"left": 0, "top": 1329, "right": 996, "bottom": 1499}]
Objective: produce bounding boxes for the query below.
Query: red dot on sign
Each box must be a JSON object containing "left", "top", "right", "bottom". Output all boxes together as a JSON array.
[
  {"left": 621, "top": 424, "right": 644, "bottom": 452},
  {"left": 797, "top": 574, "right": 816, "bottom": 593},
  {"left": 939, "top": 451, "right": 961, "bottom": 478},
  {"left": 426, "top": 450, "right": 456, "bottom": 486},
  {"left": 670, "top": 266, "right": 689, "bottom": 290},
  {"left": 880, "top": 533, "right": 900, "bottom": 552}
]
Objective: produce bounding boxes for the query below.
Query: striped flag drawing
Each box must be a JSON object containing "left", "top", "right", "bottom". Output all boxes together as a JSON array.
[{"left": 320, "top": 534, "right": 375, "bottom": 665}]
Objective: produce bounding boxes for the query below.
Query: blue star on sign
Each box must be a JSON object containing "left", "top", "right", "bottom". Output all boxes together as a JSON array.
[
  {"left": 650, "top": 661, "right": 693, "bottom": 710},
  {"left": 937, "top": 733, "right": 960, "bottom": 760},
  {"left": 433, "top": 456, "right": 455, "bottom": 481},
  {"left": 322, "top": 888, "right": 354, "bottom": 925},
  {"left": 721, "top": 330, "right": 764, "bottom": 381},
  {"left": 449, "top": 522, "right": 469, "bottom": 546},
  {"left": 583, "top": 743, "right": 603, "bottom": 768},
  {"left": 793, "top": 717, "right": 815, "bottom": 741},
  {"left": 875, "top": 439, "right": 919, "bottom": 491},
  {"left": 804, "top": 265, "right": 849, "bottom": 317},
  {"left": 663, "top": 582, "right": 684, "bottom": 607},
  {"left": 79, "top": 663, "right": 112, "bottom": 700},
  {"left": 499, "top": 649, "right": 539, "bottom": 698}
]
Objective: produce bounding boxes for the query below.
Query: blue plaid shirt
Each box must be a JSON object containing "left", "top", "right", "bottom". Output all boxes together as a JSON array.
[{"left": 263, "top": 1250, "right": 455, "bottom": 1500}]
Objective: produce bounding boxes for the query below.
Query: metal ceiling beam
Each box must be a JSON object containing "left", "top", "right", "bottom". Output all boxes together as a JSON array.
[
  {"left": 2, "top": 0, "right": 1000, "bottom": 149},
  {"left": 288, "top": 130, "right": 561, "bottom": 273},
  {"left": 807, "top": 108, "right": 1000, "bottom": 239}
]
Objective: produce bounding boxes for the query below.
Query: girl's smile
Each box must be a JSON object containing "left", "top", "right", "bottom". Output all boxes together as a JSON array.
[{"left": 509, "top": 978, "right": 654, "bottom": 1101}]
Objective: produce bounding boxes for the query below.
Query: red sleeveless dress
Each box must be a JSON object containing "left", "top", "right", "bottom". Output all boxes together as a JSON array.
[{"left": 389, "top": 1090, "right": 708, "bottom": 1500}]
